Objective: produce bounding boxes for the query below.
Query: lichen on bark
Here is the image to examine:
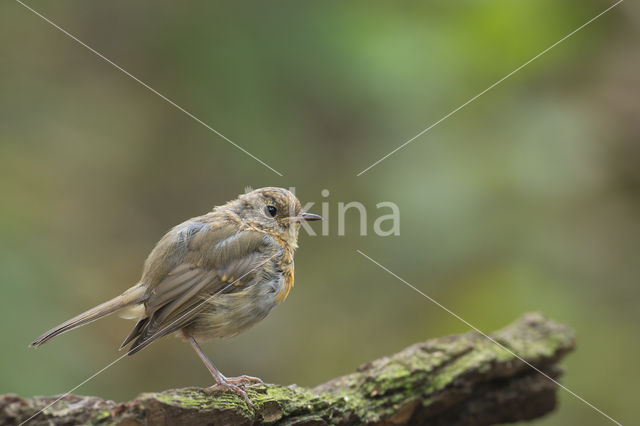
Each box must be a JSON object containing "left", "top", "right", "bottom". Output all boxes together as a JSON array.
[{"left": 1, "top": 312, "right": 575, "bottom": 425}]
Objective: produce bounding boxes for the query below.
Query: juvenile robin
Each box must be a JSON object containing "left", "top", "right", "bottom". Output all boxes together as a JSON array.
[{"left": 30, "top": 187, "right": 321, "bottom": 408}]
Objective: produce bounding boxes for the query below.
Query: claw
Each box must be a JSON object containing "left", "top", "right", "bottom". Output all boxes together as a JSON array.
[
  {"left": 224, "top": 375, "right": 264, "bottom": 386},
  {"left": 204, "top": 381, "right": 254, "bottom": 410}
]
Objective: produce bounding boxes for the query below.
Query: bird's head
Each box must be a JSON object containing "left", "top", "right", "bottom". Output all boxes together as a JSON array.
[{"left": 230, "top": 187, "right": 321, "bottom": 246}]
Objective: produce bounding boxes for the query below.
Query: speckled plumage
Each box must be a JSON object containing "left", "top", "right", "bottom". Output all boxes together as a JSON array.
[
  {"left": 30, "top": 187, "right": 320, "bottom": 407},
  {"left": 122, "top": 188, "right": 306, "bottom": 354}
]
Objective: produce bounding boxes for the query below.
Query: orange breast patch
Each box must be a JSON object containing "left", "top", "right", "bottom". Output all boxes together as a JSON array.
[{"left": 277, "top": 269, "right": 294, "bottom": 303}]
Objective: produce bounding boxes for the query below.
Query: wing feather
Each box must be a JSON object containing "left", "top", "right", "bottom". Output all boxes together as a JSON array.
[{"left": 123, "top": 224, "right": 278, "bottom": 355}]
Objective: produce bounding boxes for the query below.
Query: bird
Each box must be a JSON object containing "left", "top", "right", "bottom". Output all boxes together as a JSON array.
[{"left": 30, "top": 187, "right": 321, "bottom": 408}]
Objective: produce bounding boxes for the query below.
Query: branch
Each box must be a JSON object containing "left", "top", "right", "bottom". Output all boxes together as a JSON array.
[{"left": 1, "top": 313, "right": 575, "bottom": 425}]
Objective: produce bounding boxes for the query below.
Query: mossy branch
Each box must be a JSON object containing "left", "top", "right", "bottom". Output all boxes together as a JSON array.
[{"left": 1, "top": 313, "right": 575, "bottom": 425}]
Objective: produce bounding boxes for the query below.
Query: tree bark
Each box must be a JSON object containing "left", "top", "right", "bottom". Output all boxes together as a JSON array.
[{"left": 1, "top": 313, "right": 575, "bottom": 426}]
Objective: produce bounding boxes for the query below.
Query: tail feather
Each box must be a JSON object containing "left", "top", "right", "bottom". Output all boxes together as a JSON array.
[
  {"left": 119, "top": 317, "right": 148, "bottom": 350},
  {"left": 30, "top": 284, "right": 146, "bottom": 347}
]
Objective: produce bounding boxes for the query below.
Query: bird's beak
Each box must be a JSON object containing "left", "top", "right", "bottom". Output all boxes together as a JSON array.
[{"left": 296, "top": 212, "right": 322, "bottom": 221}]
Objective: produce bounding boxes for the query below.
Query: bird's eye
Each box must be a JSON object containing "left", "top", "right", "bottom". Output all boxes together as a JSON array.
[{"left": 265, "top": 205, "right": 278, "bottom": 218}]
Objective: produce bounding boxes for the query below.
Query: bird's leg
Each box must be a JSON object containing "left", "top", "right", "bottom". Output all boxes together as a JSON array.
[{"left": 185, "top": 333, "right": 254, "bottom": 409}]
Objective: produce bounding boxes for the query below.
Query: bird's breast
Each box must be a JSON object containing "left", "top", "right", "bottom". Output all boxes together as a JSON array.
[
  {"left": 188, "top": 267, "right": 286, "bottom": 339},
  {"left": 275, "top": 248, "right": 295, "bottom": 303},
  {"left": 277, "top": 268, "right": 294, "bottom": 303}
]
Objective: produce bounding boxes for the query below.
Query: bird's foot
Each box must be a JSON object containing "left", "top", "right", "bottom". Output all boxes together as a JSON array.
[
  {"left": 224, "top": 374, "right": 264, "bottom": 386},
  {"left": 204, "top": 380, "right": 254, "bottom": 410}
]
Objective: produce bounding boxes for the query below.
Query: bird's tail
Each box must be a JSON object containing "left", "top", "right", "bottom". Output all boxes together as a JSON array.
[{"left": 30, "top": 284, "right": 146, "bottom": 347}]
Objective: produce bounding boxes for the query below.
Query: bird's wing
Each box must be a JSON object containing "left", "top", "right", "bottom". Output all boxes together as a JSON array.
[{"left": 123, "top": 224, "right": 279, "bottom": 354}]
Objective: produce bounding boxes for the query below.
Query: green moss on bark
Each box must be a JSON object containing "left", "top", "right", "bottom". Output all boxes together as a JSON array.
[{"left": 1, "top": 313, "right": 575, "bottom": 426}]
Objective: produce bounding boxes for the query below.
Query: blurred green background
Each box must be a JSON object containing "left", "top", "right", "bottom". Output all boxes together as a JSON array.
[{"left": 1, "top": 1, "right": 638, "bottom": 424}]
